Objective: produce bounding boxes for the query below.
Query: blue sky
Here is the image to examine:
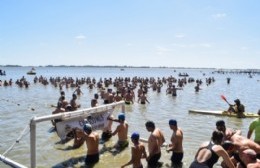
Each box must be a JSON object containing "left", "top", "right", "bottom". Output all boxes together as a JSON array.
[{"left": 0, "top": 0, "right": 259, "bottom": 69}]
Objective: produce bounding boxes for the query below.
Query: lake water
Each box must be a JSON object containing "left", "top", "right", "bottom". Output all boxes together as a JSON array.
[{"left": 0, "top": 66, "right": 259, "bottom": 168}]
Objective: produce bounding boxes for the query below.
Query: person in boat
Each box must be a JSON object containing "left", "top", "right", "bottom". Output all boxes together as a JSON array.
[
  {"left": 247, "top": 109, "right": 260, "bottom": 145},
  {"left": 189, "top": 130, "right": 235, "bottom": 168},
  {"left": 145, "top": 120, "right": 165, "bottom": 168},
  {"left": 228, "top": 99, "right": 245, "bottom": 118},
  {"left": 216, "top": 120, "right": 241, "bottom": 141},
  {"left": 121, "top": 132, "right": 147, "bottom": 168},
  {"left": 110, "top": 113, "right": 129, "bottom": 150},
  {"left": 166, "top": 119, "right": 184, "bottom": 167}
]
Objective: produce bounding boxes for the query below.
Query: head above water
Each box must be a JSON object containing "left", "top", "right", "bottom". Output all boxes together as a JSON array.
[
  {"left": 216, "top": 120, "right": 225, "bottom": 127},
  {"left": 234, "top": 99, "right": 240, "bottom": 105},
  {"left": 83, "top": 123, "right": 92, "bottom": 134},
  {"left": 211, "top": 130, "right": 224, "bottom": 144},
  {"left": 145, "top": 121, "right": 155, "bottom": 129},
  {"left": 131, "top": 132, "right": 140, "bottom": 141},
  {"left": 169, "top": 119, "right": 177, "bottom": 126},
  {"left": 118, "top": 113, "right": 125, "bottom": 121}
]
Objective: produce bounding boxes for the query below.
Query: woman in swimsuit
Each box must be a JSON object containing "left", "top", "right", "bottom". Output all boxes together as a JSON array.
[{"left": 189, "top": 130, "right": 235, "bottom": 168}]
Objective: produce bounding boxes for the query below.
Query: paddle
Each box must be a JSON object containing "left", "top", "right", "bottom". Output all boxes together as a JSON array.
[
  {"left": 221, "top": 95, "right": 235, "bottom": 115},
  {"left": 221, "top": 95, "right": 232, "bottom": 106}
]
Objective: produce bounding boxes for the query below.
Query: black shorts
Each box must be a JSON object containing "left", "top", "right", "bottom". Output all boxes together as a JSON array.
[
  {"left": 85, "top": 153, "right": 99, "bottom": 165},
  {"left": 148, "top": 152, "right": 161, "bottom": 167},
  {"left": 171, "top": 152, "right": 183, "bottom": 164}
]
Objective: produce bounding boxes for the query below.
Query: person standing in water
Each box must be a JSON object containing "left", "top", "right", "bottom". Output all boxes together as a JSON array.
[
  {"left": 166, "top": 119, "right": 184, "bottom": 167},
  {"left": 121, "top": 132, "right": 147, "bottom": 168},
  {"left": 145, "top": 121, "right": 165, "bottom": 168}
]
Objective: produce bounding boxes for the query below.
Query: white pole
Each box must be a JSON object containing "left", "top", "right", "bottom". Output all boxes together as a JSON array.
[
  {"left": 0, "top": 154, "right": 27, "bottom": 168},
  {"left": 30, "top": 117, "right": 36, "bottom": 168}
]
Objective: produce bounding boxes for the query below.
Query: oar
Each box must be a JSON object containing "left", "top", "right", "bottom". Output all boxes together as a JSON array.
[
  {"left": 220, "top": 95, "right": 232, "bottom": 106},
  {"left": 221, "top": 95, "right": 234, "bottom": 115}
]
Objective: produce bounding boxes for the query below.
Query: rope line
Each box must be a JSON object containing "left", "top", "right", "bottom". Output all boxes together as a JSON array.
[{"left": 2, "top": 124, "right": 29, "bottom": 156}]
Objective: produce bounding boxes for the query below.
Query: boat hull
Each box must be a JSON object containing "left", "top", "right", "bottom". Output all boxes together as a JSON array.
[{"left": 189, "top": 109, "right": 258, "bottom": 118}]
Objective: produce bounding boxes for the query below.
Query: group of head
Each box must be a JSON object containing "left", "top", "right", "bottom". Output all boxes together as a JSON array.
[{"left": 131, "top": 119, "right": 178, "bottom": 142}]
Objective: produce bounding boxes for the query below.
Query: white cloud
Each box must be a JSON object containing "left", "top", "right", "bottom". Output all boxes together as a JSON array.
[
  {"left": 212, "top": 13, "right": 227, "bottom": 19},
  {"left": 126, "top": 43, "right": 133, "bottom": 46}
]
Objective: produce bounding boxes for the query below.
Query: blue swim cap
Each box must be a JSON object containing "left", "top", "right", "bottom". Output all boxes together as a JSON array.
[
  {"left": 169, "top": 119, "right": 177, "bottom": 126},
  {"left": 83, "top": 123, "right": 92, "bottom": 133},
  {"left": 118, "top": 113, "right": 125, "bottom": 120},
  {"left": 131, "top": 132, "right": 140, "bottom": 140}
]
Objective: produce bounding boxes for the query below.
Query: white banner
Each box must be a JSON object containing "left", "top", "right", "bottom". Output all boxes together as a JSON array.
[{"left": 56, "top": 109, "right": 113, "bottom": 140}]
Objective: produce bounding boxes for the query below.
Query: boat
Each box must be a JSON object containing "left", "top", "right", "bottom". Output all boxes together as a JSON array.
[
  {"left": 178, "top": 73, "right": 189, "bottom": 77},
  {"left": 188, "top": 109, "right": 259, "bottom": 118},
  {"left": 27, "top": 68, "right": 36, "bottom": 75}
]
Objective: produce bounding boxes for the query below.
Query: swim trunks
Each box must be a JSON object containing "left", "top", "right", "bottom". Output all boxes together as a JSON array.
[
  {"left": 85, "top": 153, "right": 99, "bottom": 165},
  {"left": 116, "top": 140, "right": 129, "bottom": 149},
  {"left": 141, "top": 102, "right": 145, "bottom": 104},
  {"left": 148, "top": 152, "right": 161, "bottom": 168},
  {"left": 171, "top": 152, "right": 183, "bottom": 164}
]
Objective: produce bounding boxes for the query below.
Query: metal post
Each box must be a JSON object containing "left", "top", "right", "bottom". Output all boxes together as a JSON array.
[{"left": 30, "top": 117, "right": 36, "bottom": 168}]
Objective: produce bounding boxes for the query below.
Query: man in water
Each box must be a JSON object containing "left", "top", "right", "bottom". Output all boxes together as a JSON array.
[
  {"left": 110, "top": 113, "right": 129, "bottom": 150},
  {"left": 81, "top": 123, "right": 100, "bottom": 167},
  {"left": 166, "top": 119, "right": 184, "bottom": 167},
  {"left": 145, "top": 121, "right": 165, "bottom": 168},
  {"left": 216, "top": 120, "right": 241, "bottom": 141},
  {"left": 121, "top": 132, "right": 147, "bottom": 168}
]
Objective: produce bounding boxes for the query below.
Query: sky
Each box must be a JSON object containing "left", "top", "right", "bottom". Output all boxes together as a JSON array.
[{"left": 0, "top": 0, "right": 260, "bottom": 69}]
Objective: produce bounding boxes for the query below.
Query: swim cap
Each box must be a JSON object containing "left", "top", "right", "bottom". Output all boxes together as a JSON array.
[
  {"left": 131, "top": 132, "right": 140, "bottom": 140},
  {"left": 83, "top": 123, "right": 92, "bottom": 133},
  {"left": 169, "top": 119, "right": 177, "bottom": 126},
  {"left": 216, "top": 120, "right": 225, "bottom": 127},
  {"left": 118, "top": 113, "right": 125, "bottom": 120}
]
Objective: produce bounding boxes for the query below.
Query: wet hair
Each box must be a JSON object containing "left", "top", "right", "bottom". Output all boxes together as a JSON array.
[
  {"left": 222, "top": 140, "right": 234, "bottom": 150},
  {"left": 145, "top": 121, "right": 155, "bottom": 129},
  {"left": 60, "top": 91, "right": 65, "bottom": 95},
  {"left": 211, "top": 130, "right": 224, "bottom": 144},
  {"left": 216, "top": 120, "right": 225, "bottom": 127},
  {"left": 94, "top": 93, "right": 99, "bottom": 99},
  {"left": 169, "top": 119, "right": 177, "bottom": 126}
]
